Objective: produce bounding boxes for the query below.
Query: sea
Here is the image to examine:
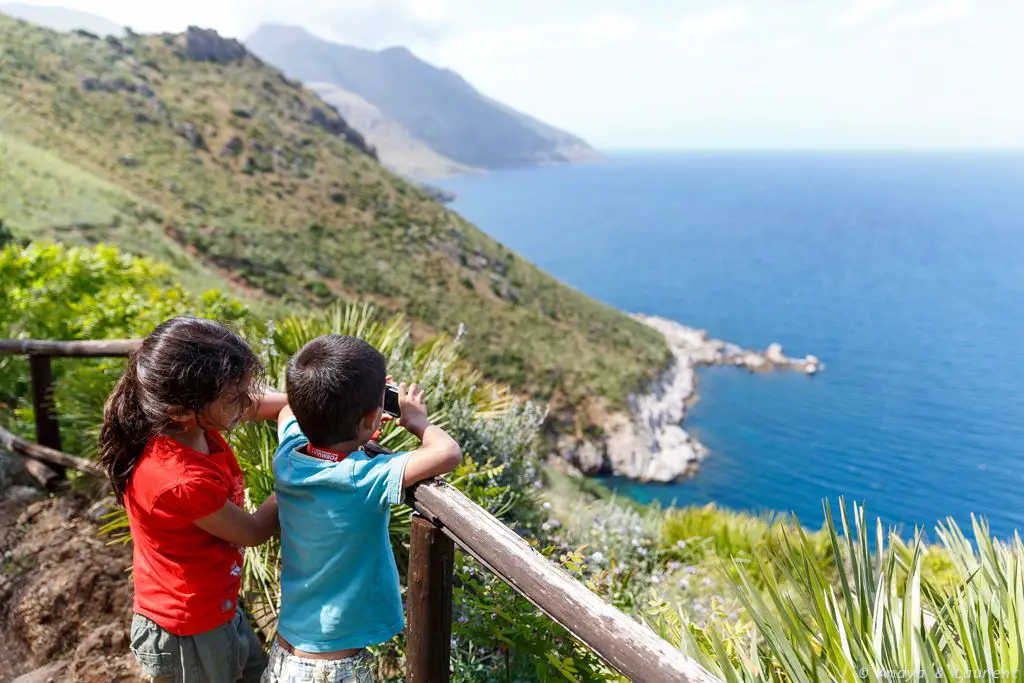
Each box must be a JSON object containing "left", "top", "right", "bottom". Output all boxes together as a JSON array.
[{"left": 439, "top": 152, "right": 1024, "bottom": 541}]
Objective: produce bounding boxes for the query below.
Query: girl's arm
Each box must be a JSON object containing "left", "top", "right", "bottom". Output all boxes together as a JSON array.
[
  {"left": 194, "top": 495, "right": 279, "bottom": 546},
  {"left": 246, "top": 389, "right": 288, "bottom": 422}
]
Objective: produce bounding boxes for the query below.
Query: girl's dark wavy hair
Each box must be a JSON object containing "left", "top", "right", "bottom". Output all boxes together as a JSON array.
[{"left": 99, "top": 317, "right": 263, "bottom": 504}]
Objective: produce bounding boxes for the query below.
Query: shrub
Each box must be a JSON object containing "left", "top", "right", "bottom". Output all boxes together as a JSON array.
[
  {"left": 660, "top": 504, "right": 834, "bottom": 586},
  {"left": 0, "top": 241, "right": 244, "bottom": 456},
  {"left": 0, "top": 220, "right": 15, "bottom": 247},
  {"left": 658, "top": 500, "right": 1024, "bottom": 683}
]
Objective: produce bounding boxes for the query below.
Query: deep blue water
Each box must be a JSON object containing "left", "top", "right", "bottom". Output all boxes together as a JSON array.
[{"left": 439, "top": 152, "right": 1024, "bottom": 540}]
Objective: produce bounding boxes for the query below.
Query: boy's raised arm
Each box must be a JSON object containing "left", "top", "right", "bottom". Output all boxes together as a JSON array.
[
  {"left": 397, "top": 383, "right": 463, "bottom": 487},
  {"left": 246, "top": 388, "right": 289, "bottom": 422},
  {"left": 277, "top": 404, "right": 295, "bottom": 426}
]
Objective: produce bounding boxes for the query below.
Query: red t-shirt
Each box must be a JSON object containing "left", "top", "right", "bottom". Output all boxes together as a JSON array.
[{"left": 125, "top": 431, "right": 246, "bottom": 636}]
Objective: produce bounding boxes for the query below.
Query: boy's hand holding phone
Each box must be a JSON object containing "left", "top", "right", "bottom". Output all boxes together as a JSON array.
[
  {"left": 388, "top": 379, "right": 462, "bottom": 486},
  {"left": 396, "top": 382, "right": 430, "bottom": 438}
]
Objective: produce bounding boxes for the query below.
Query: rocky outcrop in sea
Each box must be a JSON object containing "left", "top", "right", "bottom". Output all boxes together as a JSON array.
[{"left": 562, "top": 315, "right": 822, "bottom": 482}]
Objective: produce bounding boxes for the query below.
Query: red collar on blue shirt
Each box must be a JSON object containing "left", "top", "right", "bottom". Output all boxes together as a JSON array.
[
  {"left": 303, "top": 429, "right": 383, "bottom": 462},
  {"left": 303, "top": 444, "right": 352, "bottom": 463}
]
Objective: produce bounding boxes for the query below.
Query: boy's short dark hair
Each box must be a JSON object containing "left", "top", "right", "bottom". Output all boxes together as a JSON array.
[{"left": 286, "top": 335, "right": 386, "bottom": 445}]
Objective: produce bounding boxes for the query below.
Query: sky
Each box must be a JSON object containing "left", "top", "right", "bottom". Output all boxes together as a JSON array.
[{"left": 7, "top": 0, "right": 1024, "bottom": 149}]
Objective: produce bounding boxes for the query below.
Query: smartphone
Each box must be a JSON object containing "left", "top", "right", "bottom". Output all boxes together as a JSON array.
[{"left": 383, "top": 383, "right": 401, "bottom": 418}]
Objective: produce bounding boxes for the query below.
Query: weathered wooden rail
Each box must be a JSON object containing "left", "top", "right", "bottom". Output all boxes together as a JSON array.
[
  {"left": 0, "top": 338, "right": 721, "bottom": 683},
  {"left": 406, "top": 483, "right": 719, "bottom": 683},
  {"left": 0, "top": 339, "right": 139, "bottom": 486}
]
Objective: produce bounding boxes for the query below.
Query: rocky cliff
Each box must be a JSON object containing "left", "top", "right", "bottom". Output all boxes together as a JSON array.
[
  {"left": 562, "top": 316, "right": 822, "bottom": 482},
  {"left": 308, "top": 81, "right": 476, "bottom": 179}
]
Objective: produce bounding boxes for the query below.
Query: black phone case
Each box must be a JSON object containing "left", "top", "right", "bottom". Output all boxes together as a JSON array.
[{"left": 384, "top": 384, "right": 401, "bottom": 417}]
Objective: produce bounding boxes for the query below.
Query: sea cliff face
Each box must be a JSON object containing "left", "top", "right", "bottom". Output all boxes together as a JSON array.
[{"left": 561, "top": 316, "right": 822, "bottom": 482}]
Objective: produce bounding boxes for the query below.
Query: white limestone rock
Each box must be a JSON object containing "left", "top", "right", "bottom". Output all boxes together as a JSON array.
[
  {"left": 765, "top": 342, "right": 787, "bottom": 364},
  {"left": 574, "top": 314, "right": 823, "bottom": 483}
]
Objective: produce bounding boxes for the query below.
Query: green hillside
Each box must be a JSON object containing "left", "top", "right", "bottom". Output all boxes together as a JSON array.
[{"left": 0, "top": 16, "right": 669, "bottom": 407}]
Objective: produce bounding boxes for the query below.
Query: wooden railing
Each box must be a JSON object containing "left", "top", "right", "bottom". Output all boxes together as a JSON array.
[
  {"left": 0, "top": 339, "right": 140, "bottom": 486},
  {"left": 0, "top": 339, "right": 721, "bottom": 683}
]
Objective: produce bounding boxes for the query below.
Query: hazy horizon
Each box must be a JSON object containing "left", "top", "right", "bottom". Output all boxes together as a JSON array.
[{"left": 5, "top": 0, "right": 1024, "bottom": 151}]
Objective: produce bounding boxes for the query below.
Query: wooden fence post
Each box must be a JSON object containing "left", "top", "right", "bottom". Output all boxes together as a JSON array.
[
  {"left": 408, "top": 514, "right": 455, "bottom": 683},
  {"left": 409, "top": 482, "right": 721, "bottom": 683},
  {"left": 28, "top": 354, "right": 65, "bottom": 483}
]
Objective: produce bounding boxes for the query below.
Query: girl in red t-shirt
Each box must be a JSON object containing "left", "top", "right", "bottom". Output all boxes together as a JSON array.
[{"left": 99, "top": 317, "right": 286, "bottom": 683}]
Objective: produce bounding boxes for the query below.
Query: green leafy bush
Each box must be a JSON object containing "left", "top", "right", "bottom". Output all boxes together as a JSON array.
[{"left": 0, "top": 241, "right": 244, "bottom": 455}]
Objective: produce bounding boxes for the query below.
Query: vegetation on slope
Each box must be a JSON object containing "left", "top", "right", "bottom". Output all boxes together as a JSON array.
[
  {"left": 0, "top": 241, "right": 617, "bottom": 681},
  {"left": 2, "top": 241, "right": 1022, "bottom": 682},
  {"left": 670, "top": 506, "right": 1023, "bottom": 683},
  {"left": 547, "top": 467, "right": 1024, "bottom": 683},
  {"left": 0, "top": 15, "right": 669, "bottom": 411},
  {"left": 0, "top": 240, "right": 245, "bottom": 456}
]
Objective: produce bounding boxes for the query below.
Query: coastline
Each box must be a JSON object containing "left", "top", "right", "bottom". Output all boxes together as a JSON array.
[{"left": 562, "top": 315, "right": 822, "bottom": 483}]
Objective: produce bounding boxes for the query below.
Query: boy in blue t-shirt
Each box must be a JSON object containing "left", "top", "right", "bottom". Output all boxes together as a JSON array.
[{"left": 265, "top": 335, "right": 463, "bottom": 683}]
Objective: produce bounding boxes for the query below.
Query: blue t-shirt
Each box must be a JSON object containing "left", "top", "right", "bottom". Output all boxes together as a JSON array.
[{"left": 273, "top": 418, "right": 410, "bottom": 652}]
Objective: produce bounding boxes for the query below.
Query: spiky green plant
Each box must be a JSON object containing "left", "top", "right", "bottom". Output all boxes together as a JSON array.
[{"left": 658, "top": 500, "right": 1024, "bottom": 683}]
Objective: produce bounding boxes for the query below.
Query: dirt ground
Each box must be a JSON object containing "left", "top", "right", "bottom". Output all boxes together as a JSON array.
[{"left": 0, "top": 493, "right": 144, "bottom": 683}]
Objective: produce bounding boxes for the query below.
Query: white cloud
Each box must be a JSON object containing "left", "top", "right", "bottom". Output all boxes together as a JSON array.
[
  {"left": 580, "top": 11, "right": 641, "bottom": 44},
  {"left": 282, "top": 0, "right": 457, "bottom": 46},
  {"left": 403, "top": 0, "right": 452, "bottom": 24},
  {"left": 880, "top": 0, "right": 976, "bottom": 32},
  {"left": 771, "top": 35, "right": 807, "bottom": 51},
  {"left": 676, "top": 6, "right": 753, "bottom": 40},
  {"left": 831, "top": 0, "right": 903, "bottom": 29}
]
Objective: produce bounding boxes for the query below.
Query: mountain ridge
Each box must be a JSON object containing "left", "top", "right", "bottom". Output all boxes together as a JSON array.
[
  {"left": 308, "top": 81, "right": 478, "bottom": 179},
  {"left": 245, "top": 23, "right": 602, "bottom": 176}
]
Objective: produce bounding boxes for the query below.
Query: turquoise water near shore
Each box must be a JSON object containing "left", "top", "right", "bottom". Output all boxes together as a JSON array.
[{"left": 440, "top": 152, "right": 1024, "bottom": 539}]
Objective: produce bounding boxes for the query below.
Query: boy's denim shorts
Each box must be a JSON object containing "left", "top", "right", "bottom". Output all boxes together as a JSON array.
[
  {"left": 261, "top": 641, "right": 374, "bottom": 683},
  {"left": 130, "top": 607, "right": 268, "bottom": 683}
]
